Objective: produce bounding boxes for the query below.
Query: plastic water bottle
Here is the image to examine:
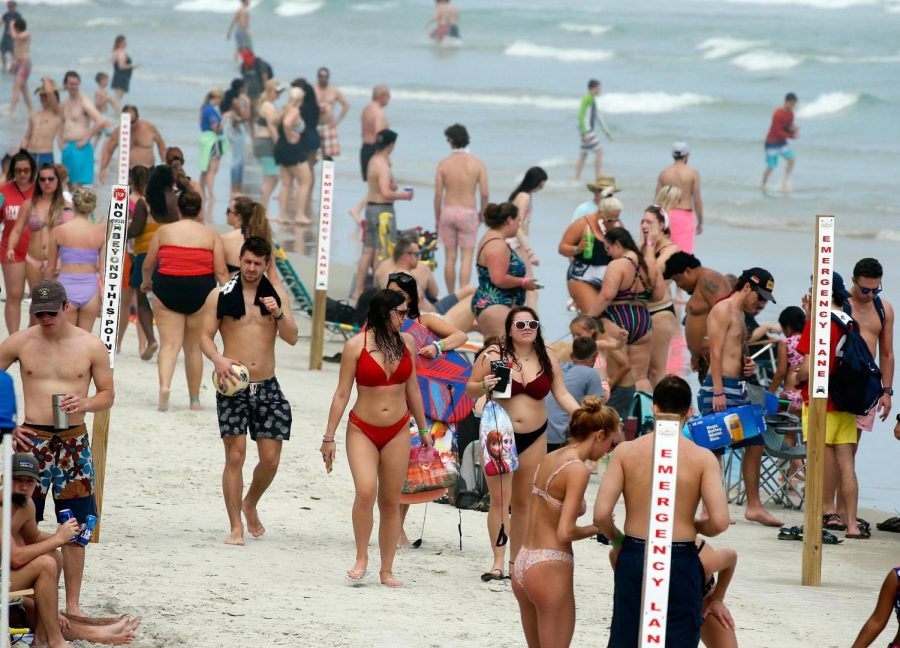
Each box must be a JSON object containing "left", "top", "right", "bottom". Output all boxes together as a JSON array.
[{"left": 582, "top": 226, "right": 595, "bottom": 258}]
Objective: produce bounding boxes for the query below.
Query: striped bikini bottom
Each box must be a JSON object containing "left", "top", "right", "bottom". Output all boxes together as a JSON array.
[{"left": 602, "top": 303, "right": 652, "bottom": 344}]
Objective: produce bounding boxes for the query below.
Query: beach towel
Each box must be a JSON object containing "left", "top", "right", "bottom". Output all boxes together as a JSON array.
[
  {"left": 216, "top": 271, "right": 280, "bottom": 320},
  {"left": 198, "top": 130, "right": 228, "bottom": 173}
]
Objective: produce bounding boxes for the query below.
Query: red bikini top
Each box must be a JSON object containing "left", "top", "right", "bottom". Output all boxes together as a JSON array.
[
  {"left": 511, "top": 371, "right": 552, "bottom": 400},
  {"left": 356, "top": 345, "right": 412, "bottom": 387}
]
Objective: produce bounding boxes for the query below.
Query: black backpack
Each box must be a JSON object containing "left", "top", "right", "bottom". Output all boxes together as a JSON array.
[{"left": 829, "top": 312, "right": 882, "bottom": 415}]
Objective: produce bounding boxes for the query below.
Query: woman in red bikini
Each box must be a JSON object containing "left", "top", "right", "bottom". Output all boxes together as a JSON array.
[
  {"left": 466, "top": 306, "right": 580, "bottom": 582},
  {"left": 322, "top": 289, "right": 430, "bottom": 587}
]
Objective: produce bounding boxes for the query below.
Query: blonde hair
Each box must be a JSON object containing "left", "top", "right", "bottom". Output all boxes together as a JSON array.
[
  {"left": 71, "top": 187, "right": 97, "bottom": 216},
  {"left": 279, "top": 87, "right": 304, "bottom": 122},
  {"left": 654, "top": 184, "right": 682, "bottom": 213},
  {"left": 568, "top": 397, "right": 621, "bottom": 442},
  {"left": 597, "top": 192, "right": 623, "bottom": 214}
]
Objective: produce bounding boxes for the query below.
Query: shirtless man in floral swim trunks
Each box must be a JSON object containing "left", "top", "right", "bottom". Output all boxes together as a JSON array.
[
  {"left": 0, "top": 279, "right": 115, "bottom": 617},
  {"left": 434, "top": 123, "right": 488, "bottom": 293}
]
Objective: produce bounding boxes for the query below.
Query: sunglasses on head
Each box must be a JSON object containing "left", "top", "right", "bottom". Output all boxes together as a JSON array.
[
  {"left": 388, "top": 272, "right": 415, "bottom": 285},
  {"left": 859, "top": 286, "right": 882, "bottom": 295},
  {"left": 514, "top": 320, "right": 539, "bottom": 330}
]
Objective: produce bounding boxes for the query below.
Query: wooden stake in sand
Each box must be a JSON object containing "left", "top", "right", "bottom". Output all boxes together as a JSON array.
[
  {"left": 638, "top": 413, "right": 680, "bottom": 647},
  {"left": 91, "top": 113, "right": 131, "bottom": 543},
  {"left": 801, "top": 214, "right": 835, "bottom": 586},
  {"left": 309, "top": 158, "right": 335, "bottom": 370}
]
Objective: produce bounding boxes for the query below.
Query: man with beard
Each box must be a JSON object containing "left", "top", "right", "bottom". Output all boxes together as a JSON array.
[
  {"left": 663, "top": 251, "right": 731, "bottom": 381},
  {"left": 699, "top": 267, "right": 783, "bottom": 527},
  {"left": 0, "top": 280, "right": 114, "bottom": 617},
  {"left": 200, "top": 236, "right": 298, "bottom": 546},
  {"left": 5, "top": 453, "right": 141, "bottom": 646}
]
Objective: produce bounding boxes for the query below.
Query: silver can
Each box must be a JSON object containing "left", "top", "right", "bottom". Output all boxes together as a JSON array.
[{"left": 52, "top": 394, "right": 68, "bottom": 430}]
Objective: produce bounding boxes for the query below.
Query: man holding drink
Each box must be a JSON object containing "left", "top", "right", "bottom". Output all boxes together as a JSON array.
[{"left": 0, "top": 279, "right": 115, "bottom": 616}]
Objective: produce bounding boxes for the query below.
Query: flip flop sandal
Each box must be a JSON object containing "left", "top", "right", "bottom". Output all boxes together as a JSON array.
[
  {"left": 856, "top": 518, "right": 871, "bottom": 533},
  {"left": 823, "top": 513, "right": 847, "bottom": 531},
  {"left": 876, "top": 517, "right": 900, "bottom": 533},
  {"left": 480, "top": 568, "right": 504, "bottom": 582},
  {"left": 845, "top": 528, "right": 872, "bottom": 540},
  {"left": 822, "top": 530, "right": 843, "bottom": 545},
  {"left": 777, "top": 526, "right": 803, "bottom": 541}
]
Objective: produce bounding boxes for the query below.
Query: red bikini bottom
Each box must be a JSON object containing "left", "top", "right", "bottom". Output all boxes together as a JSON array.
[{"left": 349, "top": 410, "right": 411, "bottom": 450}]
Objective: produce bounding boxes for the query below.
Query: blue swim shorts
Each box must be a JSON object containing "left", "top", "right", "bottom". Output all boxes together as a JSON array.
[
  {"left": 61, "top": 140, "right": 95, "bottom": 185},
  {"left": 765, "top": 141, "right": 795, "bottom": 169}
]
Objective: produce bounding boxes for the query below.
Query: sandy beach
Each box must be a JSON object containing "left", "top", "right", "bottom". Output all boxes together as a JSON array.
[{"left": 4, "top": 297, "right": 894, "bottom": 648}]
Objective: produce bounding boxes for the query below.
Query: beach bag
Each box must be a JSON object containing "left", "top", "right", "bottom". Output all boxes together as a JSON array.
[
  {"left": 402, "top": 420, "right": 458, "bottom": 495},
  {"left": 479, "top": 401, "right": 518, "bottom": 476},
  {"left": 325, "top": 298, "right": 357, "bottom": 326},
  {"left": 452, "top": 441, "right": 489, "bottom": 510},
  {"left": 623, "top": 390, "right": 654, "bottom": 441},
  {"left": 829, "top": 312, "right": 882, "bottom": 415}
]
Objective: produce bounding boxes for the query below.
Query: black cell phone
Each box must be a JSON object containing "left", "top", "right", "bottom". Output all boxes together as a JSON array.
[{"left": 490, "top": 360, "right": 511, "bottom": 394}]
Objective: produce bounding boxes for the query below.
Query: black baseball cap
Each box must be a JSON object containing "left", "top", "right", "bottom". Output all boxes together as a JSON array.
[
  {"left": 663, "top": 251, "right": 701, "bottom": 280},
  {"left": 30, "top": 280, "right": 67, "bottom": 315},
  {"left": 832, "top": 272, "right": 852, "bottom": 301},
  {"left": 375, "top": 128, "right": 397, "bottom": 150},
  {"left": 739, "top": 267, "right": 776, "bottom": 303},
  {"left": 12, "top": 453, "right": 39, "bottom": 480}
]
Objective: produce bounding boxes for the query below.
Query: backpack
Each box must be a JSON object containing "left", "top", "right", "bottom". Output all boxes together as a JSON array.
[
  {"left": 623, "top": 390, "right": 654, "bottom": 441},
  {"left": 324, "top": 298, "right": 357, "bottom": 326},
  {"left": 829, "top": 311, "right": 883, "bottom": 416},
  {"left": 451, "top": 441, "right": 489, "bottom": 511}
]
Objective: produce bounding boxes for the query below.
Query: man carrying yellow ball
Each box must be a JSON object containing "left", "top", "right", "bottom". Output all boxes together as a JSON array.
[{"left": 199, "top": 236, "right": 298, "bottom": 546}]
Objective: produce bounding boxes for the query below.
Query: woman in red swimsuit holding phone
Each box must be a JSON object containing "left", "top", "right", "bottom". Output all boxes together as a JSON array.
[{"left": 323, "top": 289, "right": 431, "bottom": 587}]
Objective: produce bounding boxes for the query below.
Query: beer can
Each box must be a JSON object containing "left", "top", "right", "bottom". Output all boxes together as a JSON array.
[
  {"left": 57, "top": 509, "right": 74, "bottom": 523},
  {"left": 75, "top": 514, "right": 97, "bottom": 546},
  {"left": 52, "top": 394, "right": 68, "bottom": 430}
]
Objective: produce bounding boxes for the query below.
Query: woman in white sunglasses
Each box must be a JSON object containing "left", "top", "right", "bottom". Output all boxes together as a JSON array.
[{"left": 467, "top": 306, "right": 579, "bottom": 582}]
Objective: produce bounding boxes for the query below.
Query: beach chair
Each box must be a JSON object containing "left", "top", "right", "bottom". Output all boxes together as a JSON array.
[
  {"left": 759, "top": 413, "right": 806, "bottom": 509},
  {"left": 272, "top": 242, "right": 360, "bottom": 340},
  {"left": 6, "top": 589, "right": 34, "bottom": 648}
]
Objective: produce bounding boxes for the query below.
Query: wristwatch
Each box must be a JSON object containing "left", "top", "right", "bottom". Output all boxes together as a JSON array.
[{"left": 883, "top": 387, "right": 894, "bottom": 396}]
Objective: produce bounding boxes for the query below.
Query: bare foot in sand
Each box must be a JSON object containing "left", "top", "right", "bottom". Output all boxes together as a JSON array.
[
  {"left": 242, "top": 500, "right": 265, "bottom": 538},
  {"left": 379, "top": 571, "right": 403, "bottom": 588},
  {"left": 398, "top": 531, "right": 411, "bottom": 548},
  {"left": 745, "top": 507, "right": 783, "bottom": 527},
  {"left": 189, "top": 397, "right": 202, "bottom": 411},
  {"left": 65, "top": 615, "right": 139, "bottom": 645},
  {"left": 158, "top": 388, "right": 170, "bottom": 412},
  {"left": 225, "top": 526, "right": 245, "bottom": 546}
]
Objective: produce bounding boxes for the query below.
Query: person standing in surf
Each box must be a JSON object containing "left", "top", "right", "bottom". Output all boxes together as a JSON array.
[
  {"left": 761, "top": 92, "right": 798, "bottom": 191},
  {"left": 226, "top": 0, "right": 251, "bottom": 59},
  {"left": 655, "top": 141, "right": 704, "bottom": 254},
  {"left": 575, "top": 79, "right": 613, "bottom": 181}
]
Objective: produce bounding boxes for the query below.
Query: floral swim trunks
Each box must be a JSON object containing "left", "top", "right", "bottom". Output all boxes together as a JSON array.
[
  {"left": 216, "top": 376, "right": 292, "bottom": 441},
  {"left": 438, "top": 205, "right": 480, "bottom": 249},
  {"left": 23, "top": 423, "right": 97, "bottom": 524}
]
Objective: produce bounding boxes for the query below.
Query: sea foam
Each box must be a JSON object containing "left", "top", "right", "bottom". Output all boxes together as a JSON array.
[
  {"left": 351, "top": 1, "right": 399, "bottom": 11},
  {"left": 718, "top": 0, "right": 878, "bottom": 8},
  {"left": 275, "top": 1, "right": 324, "bottom": 16},
  {"left": 504, "top": 41, "right": 613, "bottom": 63},
  {"left": 341, "top": 86, "right": 715, "bottom": 114},
  {"left": 174, "top": 0, "right": 260, "bottom": 12},
  {"left": 731, "top": 50, "right": 803, "bottom": 71},
  {"left": 697, "top": 37, "right": 769, "bottom": 59},
  {"left": 796, "top": 92, "right": 860, "bottom": 118},
  {"left": 558, "top": 23, "right": 611, "bottom": 36}
]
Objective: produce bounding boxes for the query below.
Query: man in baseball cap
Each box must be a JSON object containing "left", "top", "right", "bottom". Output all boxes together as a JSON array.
[
  {"left": 29, "top": 279, "right": 67, "bottom": 316},
  {"left": 12, "top": 451, "right": 39, "bottom": 480},
  {"left": 700, "top": 265, "right": 784, "bottom": 528}
]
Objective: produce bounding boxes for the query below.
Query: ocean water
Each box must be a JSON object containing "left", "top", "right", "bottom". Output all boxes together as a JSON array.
[{"left": 2, "top": 0, "right": 899, "bottom": 507}]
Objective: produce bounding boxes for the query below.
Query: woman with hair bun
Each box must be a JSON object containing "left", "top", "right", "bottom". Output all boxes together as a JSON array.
[
  {"left": 512, "top": 395, "right": 622, "bottom": 648},
  {"left": 471, "top": 202, "right": 540, "bottom": 338},
  {"left": 46, "top": 187, "right": 106, "bottom": 331}
]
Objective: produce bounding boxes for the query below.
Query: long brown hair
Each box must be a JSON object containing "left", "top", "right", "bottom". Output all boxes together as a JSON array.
[
  {"left": 605, "top": 227, "right": 652, "bottom": 291},
  {"left": 233, "top": 196, "right": 272, "bottom": 243},
  {"left": 502, "top": 306, "right": 553, "bottom": 382},
  {"left": 34, "top": 163, "right": 65, "bottom": 227}
]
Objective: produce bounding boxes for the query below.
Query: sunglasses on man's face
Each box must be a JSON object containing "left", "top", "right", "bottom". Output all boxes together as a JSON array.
[
  {"left": 513, "top": 320, "right": 539, "bottom": 331},
  {"left": 35, "top": 311, "right": 59, "bottom": 319},
  {"left": 859, "top": 286, "right": 882, "bottom": 295}
]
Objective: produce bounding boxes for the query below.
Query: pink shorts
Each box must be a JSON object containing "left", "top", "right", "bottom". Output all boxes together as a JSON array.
[
  {"left": 438, "top": 205, "right": 479, "bottom": 249},
  {"left": 856, "top": 408, "right": 876, "bottom": 432},
  {"left": 668, "top": 208, "right": 695, "bottom": 254}
]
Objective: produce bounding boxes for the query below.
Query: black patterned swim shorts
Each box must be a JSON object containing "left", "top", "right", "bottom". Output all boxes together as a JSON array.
[{"left": 216, "top": 376, "right": 292, "bottom": 441}]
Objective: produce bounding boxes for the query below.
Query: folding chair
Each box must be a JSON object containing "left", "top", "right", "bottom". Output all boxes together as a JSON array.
[{"left": 759, "top": 413, "right": 806, "bottom": 509}]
